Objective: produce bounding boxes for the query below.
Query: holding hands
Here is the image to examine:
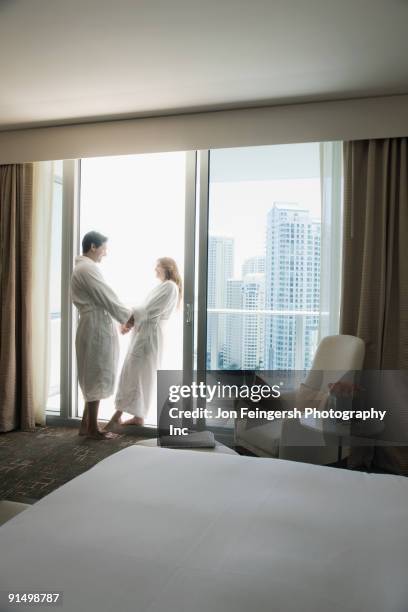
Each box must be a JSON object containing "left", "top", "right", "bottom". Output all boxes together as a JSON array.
[{"left": 121, "top": 315, "right": 135, "bottom": 335}]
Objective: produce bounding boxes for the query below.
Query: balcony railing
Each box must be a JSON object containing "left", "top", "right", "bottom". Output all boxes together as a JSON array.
[{"left": 207, "top": 308, "right": 321, "bottom": 370}]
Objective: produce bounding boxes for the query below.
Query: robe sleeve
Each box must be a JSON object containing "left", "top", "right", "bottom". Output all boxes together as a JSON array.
[
  {"left": 84, "top": 266, "right": 131, "bottom": 324},
  {"left": 132, "top": 281, "right": 178, "bottom": 326}
]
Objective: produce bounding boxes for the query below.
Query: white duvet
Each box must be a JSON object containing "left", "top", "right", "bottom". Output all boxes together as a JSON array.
[{"left": 0, "top": 446, "right": 407, "bottom": 612}]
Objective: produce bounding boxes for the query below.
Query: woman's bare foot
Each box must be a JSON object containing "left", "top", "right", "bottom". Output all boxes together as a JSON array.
[
  {"left": 122, "top": 416, "right": 144, "bottom": 426},
  {"left": 104, "top": 419, "right": 121, "bottom": 431},
  {"left": 86, "top": 430, "right": 119, "bottom": 440},
  {"left": 104, "top": 410, "right": 124, "bottom": 431}
]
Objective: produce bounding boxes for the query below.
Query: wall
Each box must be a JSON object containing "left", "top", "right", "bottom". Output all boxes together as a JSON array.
[{"left": 0, "top": 94, "right": 407, "bottom": 163}]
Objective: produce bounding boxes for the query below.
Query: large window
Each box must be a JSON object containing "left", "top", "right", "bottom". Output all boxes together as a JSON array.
[
  {"left": 207, "top": 143, "right": 336, "bottom": 371},
  {"left": 46, "top": 144, "right": 342, "bottom": 425}
]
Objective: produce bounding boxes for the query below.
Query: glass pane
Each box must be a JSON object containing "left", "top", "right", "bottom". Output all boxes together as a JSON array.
[
  {"left": 207, "top": 143, "right": 323, "bottom": 372},
  {"left": 47, "top": 161, "right": 63, "bottom": 412},
  {"left": 78, "top": 153, "right": 186, "bottom": 425}
]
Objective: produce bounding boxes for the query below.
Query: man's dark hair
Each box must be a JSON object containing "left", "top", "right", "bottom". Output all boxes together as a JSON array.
[{"left": 82, "top": 231, "right": 108, "bottom": 254}]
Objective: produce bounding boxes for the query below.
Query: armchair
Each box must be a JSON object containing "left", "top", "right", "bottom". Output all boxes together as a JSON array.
[{"left": 234, "top": 334, "right": 365, "bottom": 464}]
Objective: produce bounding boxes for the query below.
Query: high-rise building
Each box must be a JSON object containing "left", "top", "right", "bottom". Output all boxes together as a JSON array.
[
  {"left": 209, "top": 207, "right": 320, "bottom": 372},
  {"left": 241, "top": 273, "right": 265, "bottom": 369},
  {"left": 207, "top": 236, "right": 234, "bottom": 369},
  {"left": 264, "top": 204, "right": 320, "bottom": 370},
  {"left": 223, "top": 279, "right": 243, "bottom": 369},
  {"left": 242, "top": 256, "right": 265, "bottom": 277}
]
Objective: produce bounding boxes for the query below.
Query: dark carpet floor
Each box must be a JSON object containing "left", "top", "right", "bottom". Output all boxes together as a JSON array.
[
  {"left": 0, "top": 427, "right": 143, "bottom": 503},
  {"left": 1, "top": 428, "right": 397, "bottom": 506}
]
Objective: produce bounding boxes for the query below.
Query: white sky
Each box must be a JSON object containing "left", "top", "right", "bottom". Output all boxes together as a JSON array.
[
  {"left": 80, "top": 152, "right": 186, "bottom": 379},
  {"left": 80, "top": 152, "right": 186, "bottom": 304}
]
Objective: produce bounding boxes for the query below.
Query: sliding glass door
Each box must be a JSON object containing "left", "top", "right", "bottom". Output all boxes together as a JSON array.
[{"left": 77, "top": 152, "right": 195, "bottom": 425}]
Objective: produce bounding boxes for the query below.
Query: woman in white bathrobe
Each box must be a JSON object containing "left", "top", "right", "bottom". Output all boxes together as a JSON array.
[{"left": 108, "top": 257, "right": 181, "bottom": 427}]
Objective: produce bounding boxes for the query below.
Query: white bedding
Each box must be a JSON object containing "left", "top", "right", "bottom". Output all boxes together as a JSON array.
[{"left": 0, "top": 446, "right": 407, "bottom": 612}]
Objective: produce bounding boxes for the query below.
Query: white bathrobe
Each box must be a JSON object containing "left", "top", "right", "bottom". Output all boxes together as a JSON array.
[
  {"left": 115, "top": 280, "right": 179, "bottom": 418},
  {"left": 71, "top": 256, "right": 131, "bottom": 401}
]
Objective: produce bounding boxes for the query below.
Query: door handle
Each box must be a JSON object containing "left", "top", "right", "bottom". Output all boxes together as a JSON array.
[{"left": 186, "top": 303, "right": 193, "bottom": 324}]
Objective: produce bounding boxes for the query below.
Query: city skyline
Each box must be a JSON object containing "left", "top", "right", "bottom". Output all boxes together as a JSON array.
[
  {"left": 209, "top": 177, "right": 321, "bottom": 278},
  {"left": 207, "top": 201, "right": 321, "bottom": 371}
]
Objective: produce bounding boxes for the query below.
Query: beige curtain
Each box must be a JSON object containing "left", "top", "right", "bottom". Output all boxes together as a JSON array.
[
  {"left": 341, "top": 138, "right": 408, "bottom": 472},
  {"left": 341, "top": 138, "right": 408, "bottom": 369},
  {"left": 0, "top": 164, "right": 35, "bottom": 431},
  {"left": 31, "top": 162, "right": 55, "bottom": 426}
]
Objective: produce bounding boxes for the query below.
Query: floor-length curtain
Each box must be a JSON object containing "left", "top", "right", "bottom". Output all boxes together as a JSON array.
[
  {"left": 0, "top": 164, "right": 35, "bottom": 431},
  {"left": 318, "top": 141, "right": 343, "bottom": 340},
  {"left": 341, "top": 138, "right": 408, "bottom": 369},
  {"left": 31, "top": 162, "right": 54, "bottom": 426},
  {"left": 341, "top": 138, "right": 408, "bottom": 472}
]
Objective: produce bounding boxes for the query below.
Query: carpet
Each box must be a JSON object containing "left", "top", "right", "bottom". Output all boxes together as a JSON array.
[{"left": 0, "top": 427, "right": 143, "bottom": 503}]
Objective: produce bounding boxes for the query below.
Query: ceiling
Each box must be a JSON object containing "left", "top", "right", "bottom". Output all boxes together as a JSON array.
[{"left": 1, "top": 0, "right": 408, "bottom": 131}]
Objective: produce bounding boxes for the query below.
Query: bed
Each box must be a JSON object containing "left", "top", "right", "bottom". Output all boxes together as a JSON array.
[{"left": 0, "top": 445, "right": 407, "bottom": 612}]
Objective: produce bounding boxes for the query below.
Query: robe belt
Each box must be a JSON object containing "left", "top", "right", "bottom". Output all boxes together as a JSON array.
[
  {"left": 138, "top": 319, "right": 159, "bottom": 345},
  {"left": 78, "top": 306, "right": 110, "bottom": 316}
]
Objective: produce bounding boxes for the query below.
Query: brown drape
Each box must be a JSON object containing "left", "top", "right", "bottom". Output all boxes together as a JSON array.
[
  {"left": 0, "top": 163, "right": 35, "bottom": 432},
  {"left": 341, "top": 138, "right": 408, "bottom": 369},
  {"left": 341, "top": 138, "right": 408, "bottom": 472}
]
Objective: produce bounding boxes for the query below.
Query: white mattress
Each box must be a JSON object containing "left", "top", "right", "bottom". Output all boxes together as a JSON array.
[{"left": 0, "top": 446, "right": 407, "bottom": 612}]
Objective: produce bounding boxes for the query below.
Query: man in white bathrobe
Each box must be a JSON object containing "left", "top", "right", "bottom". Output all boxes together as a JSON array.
[{"left": 71, "top": 231, "right": 133, "bottom": 439}]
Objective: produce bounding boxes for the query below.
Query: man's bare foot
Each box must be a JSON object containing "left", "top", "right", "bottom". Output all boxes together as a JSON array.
[
  {"left": 79, "top": 420, "right": 89, "bottom": 436},
  {"left": 86, "top": 430, "right": 119, "bottom": 440},
  {"left": 79, "top": 405, "right": 90, "bottom": 436},
  {"left": 122, "top": 416, "right": 144, "bottom": 426}
]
